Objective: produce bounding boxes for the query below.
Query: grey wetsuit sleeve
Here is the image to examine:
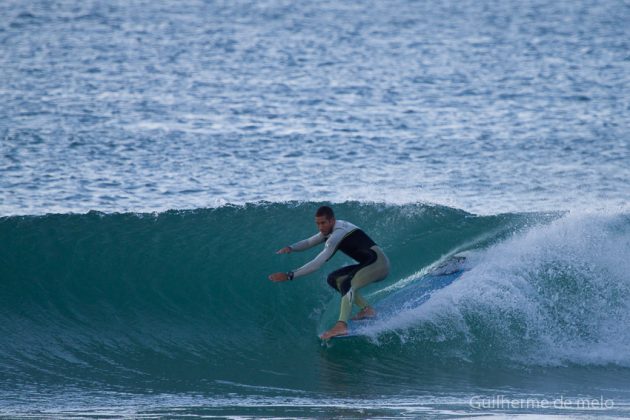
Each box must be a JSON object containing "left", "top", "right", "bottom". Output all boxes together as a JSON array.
[
  {"left": 289, "top": 232, "right": 325, "bottom": 251},
  {"left": 292, "top": 241, "right": 335, "bottom": 278},
  {"left": 291, "top": 228, "right": 345, "bottom": 279}
]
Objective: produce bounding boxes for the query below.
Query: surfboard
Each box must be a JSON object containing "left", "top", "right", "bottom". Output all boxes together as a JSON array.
[
  {"left": 318, "top": 314, "right": 381, "bottom": 341},
  {"left": 320, "top": 327, "right": 364, "bottom": 342},
  {"left": 319, "top": 255, "right": 469, "bottom": 342},
  {"left": 327, "top": 332, "right": 359, "bottom": 340}
]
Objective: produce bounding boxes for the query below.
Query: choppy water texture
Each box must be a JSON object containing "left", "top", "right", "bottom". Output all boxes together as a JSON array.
[
  {"left": 1, "top": 0, "right": 630, "bottom": 418},
  {"left": 1, "top": 0, "right": 628, "bottom": 215}
]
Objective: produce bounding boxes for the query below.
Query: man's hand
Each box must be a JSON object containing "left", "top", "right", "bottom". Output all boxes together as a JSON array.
[
  {"left": 268, "top": 272, "right": 289, "bottom": 282},
  {"left": 276, "top": 246, "right": 292, "bottom": 254}
]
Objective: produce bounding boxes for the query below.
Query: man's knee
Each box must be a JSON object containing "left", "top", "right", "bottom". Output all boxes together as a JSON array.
[
  {"left": 327, "top": 273, "right": 352, "bottom": 295},
  {"left": 338, "top": 276, "right": 352, "bottom": 295},
  {"left": 327, "top": 273, "right": 340, "bottom": 291}
]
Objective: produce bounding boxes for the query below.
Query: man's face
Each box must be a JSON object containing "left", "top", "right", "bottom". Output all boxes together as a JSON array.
[{"left": 315, "top": 216, "right": 335, "bottom": 235}]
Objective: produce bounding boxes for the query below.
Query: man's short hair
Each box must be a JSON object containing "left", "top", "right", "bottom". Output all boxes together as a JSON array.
[{"left": 315, "top": 206, "right": 335, "bottom": 219}]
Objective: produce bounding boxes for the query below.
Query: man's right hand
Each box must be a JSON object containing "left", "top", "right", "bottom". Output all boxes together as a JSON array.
[
  {"left": 268, "top": 272, "right": 289, "bottom": 282},
  {"left": 276, "top": 246, "right": 292, "bottom": 254}
]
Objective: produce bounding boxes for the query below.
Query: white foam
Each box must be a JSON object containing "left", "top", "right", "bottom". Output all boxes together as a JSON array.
[{"left": 367, "top": 211, "right": 630, "bottom": 366}]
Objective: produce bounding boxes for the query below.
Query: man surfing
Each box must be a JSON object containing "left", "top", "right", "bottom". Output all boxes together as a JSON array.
[{"left": 268, "top": 206, "right": 390, "bottom": 339}]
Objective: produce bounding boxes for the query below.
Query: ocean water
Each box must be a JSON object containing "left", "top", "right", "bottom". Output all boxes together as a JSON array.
[{"left": 1, "top": 0, "right": 629, "bottom": 418}]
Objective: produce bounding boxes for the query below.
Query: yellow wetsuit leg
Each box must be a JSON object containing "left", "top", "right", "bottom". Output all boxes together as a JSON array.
[{"left": 338, "top": 246, "right": 390, "bottom": 323}]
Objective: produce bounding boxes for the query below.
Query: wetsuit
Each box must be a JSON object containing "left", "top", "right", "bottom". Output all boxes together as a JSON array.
[{"left": 289, "top": 220, "right": 390, "bottom": 323}]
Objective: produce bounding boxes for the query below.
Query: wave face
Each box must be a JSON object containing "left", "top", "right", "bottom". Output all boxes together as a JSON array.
[{"left": 1, "top": 203, "right": 629, "bottom": 394}]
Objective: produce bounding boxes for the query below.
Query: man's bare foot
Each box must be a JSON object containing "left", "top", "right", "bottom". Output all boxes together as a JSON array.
[
  {"left": 351, "top": 306, "right": 376, "bottom": 321},
  {"left": 320, "top": 321, "right": 348, "bottom": 340}
]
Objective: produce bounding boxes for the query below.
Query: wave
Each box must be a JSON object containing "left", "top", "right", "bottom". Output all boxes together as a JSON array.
[{"left": 1, "top": 202, "right": 628, "bottom": 389}]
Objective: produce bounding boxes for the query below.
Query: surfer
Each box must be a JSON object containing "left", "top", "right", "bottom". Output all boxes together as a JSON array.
[{"left": 269, "top": 206, "right": 390, "bottom": 339}]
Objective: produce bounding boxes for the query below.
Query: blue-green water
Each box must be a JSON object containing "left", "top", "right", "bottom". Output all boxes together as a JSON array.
[
  {"left": 1, "top": 0, "right": 629, "bottom": 417},
  {"left": 2, "top": 203, "right": 630, "bottom": 417}
]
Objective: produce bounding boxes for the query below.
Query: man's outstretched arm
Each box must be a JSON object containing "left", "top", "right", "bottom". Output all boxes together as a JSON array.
[
  {"left": 269, "top": 232, "right": 330, "bottom": 282},
  {"left": 289, "top": 242, "right": 334, "bottom": 279},
  {"left": 276, "top": 232, "right": 325, "bottom": 254},
  {"left": 269, "top": 243, "right": 334, "bottom": 282}
]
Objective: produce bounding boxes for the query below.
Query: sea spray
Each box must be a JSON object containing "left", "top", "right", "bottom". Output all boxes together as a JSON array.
[{"left": 356, "top": 211, "right": 630, "bottom": 367}]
